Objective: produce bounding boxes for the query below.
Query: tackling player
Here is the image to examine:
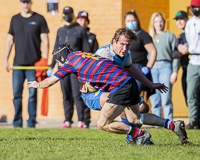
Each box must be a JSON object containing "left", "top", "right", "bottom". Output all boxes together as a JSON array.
[
  {"left": 80, "top": 27, "right": 189, "bottom": 145},
  {"left": 28, "top": 36, "right": 188, "bottom": 146}
]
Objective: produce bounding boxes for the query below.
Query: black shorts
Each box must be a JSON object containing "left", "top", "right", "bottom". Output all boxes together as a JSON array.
[{"left": 106, "top": 78, "right": 140, "bottom": 106}]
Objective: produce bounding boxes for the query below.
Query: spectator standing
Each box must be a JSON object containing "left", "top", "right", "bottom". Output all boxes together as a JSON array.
[
  {"left": 76, "top": 11, "right": 99, "bottom": 128},
  {"left": 124, "top": 11, "right": 157, "bottom": 98},
  {"left": 184, "top": 0, "right": 200, "bottom": 129},
  {"left": 148, "top": 12, "right": 179, "bottom": 122},
  {"left": 76, "top": 11, "right": 99, "bottom": 53},
  {"left": 172, "top": 11, "right": 189, "bottom": 104},
  {"left": 47, "top": 6, "right": 91, "bottom": 129},
  {"left": 4, "top": 0, "right": 49, "bottom": 128}
]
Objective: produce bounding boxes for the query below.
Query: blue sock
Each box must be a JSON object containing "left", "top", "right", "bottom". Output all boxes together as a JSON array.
[
  {"left": 120, "top": 117, "right": 137, "bottom": 127},
  {"left": 164, "top": 119, "right": 174, "bottom": 130}
]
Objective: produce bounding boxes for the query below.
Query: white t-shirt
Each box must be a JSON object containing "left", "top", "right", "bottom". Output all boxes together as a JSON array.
[{"left": 185, "top": 16, "right": 200, "bottom": 65}]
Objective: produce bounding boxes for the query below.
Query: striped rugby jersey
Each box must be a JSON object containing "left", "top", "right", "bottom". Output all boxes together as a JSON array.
[{"left": 54, "top": 51, "right": 133, "bottom": 93}]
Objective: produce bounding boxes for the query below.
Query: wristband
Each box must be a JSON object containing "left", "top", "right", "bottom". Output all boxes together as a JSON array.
[{"left": 37, "top": 82, "right": 40, "bottom": 88}]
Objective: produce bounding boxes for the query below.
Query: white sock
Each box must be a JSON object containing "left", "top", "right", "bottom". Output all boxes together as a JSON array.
[{"left": 138, "top": 114, "right": 144, "bottom": 125}]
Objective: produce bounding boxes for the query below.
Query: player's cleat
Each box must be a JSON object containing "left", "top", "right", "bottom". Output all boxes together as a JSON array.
[
  {"left": 172, "top": 120, "right": 188, "bottom": 145},
  {"left": 126, "top": 130, "right": 153, "bottom": 146}
]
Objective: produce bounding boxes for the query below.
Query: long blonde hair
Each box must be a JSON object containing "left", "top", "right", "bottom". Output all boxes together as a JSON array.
[{"left": 148, "top": 12, "right": 166, "bottom": 39}]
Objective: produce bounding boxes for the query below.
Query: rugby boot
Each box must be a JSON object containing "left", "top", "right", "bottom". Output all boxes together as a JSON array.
[
  {"left": 172, "top": 120, "right": 188, "bottom": 145},
  {"left": 126, "top": 130, "right": 154, "bottom": 146}
]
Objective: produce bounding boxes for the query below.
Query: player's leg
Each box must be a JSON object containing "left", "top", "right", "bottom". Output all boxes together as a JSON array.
[
  {"left": 124, "top": 103, "right": 153, "bottom": 145},
  {"left": 97, "top": 102, "right": 129, "bottom": 134},
  {"left": 97, "top": 78, "right": 142, "bottom": 134}
]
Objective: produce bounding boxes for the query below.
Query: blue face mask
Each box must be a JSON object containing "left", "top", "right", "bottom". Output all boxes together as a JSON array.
[{"left": 126, "top": 22, "right": 137, "bottom": 30}]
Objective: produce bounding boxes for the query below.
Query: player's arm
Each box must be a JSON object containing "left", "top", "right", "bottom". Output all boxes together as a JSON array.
[
  {"left": 125, "top": 64, "right": 153, "bottom": 87},
  {"left": 4, "top": 34, "right": 14, "bottom": 72},
  {"left": 125, "top": 64, "right": 168, "bottom": 93},
  {"left": 28, "top": 75, "right": 60, "bottom": 89},
  {"left": 40, "top": 33, "right": 49, "bottom": 60}
]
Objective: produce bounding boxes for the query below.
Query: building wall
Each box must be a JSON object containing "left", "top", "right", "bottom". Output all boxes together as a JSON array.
[
  {"left": 121, "top": 0, "right": 169, "bottom": 30},
  {"left": 0, "top": 0, "right": 187, "bottom": 121},
  {"left": 0, "top": 0, "right": 122, "bottom": 121}
]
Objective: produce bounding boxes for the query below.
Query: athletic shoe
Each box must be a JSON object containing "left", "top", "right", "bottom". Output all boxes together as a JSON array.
[
  {"left": 172, "top": 120, "right": 188, "bottom": 145},
  {"left": 125, "top": 130, "right": 153, "bottom": 146},
  {"left": 79, "top": 124, "right": 85, "bottom": 129},
  {"left": 60, "top": 124, "right": 71, "bottom": 129},
  {"left": 84, "top": 124, "right": 89, "bottom": 129}
]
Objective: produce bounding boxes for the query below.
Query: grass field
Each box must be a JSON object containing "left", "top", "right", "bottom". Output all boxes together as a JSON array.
[{"left": 0, "top": 128, "right": 200, "bottom": 160}]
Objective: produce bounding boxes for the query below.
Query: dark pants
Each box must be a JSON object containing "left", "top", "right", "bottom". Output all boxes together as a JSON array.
[
  {"left": 183, "top": 65, "right": 200, "bottom": 127},
  {"left": 181, "top": 67, "right": 187, "bottom": 104},
  {"left": 60, "top": 74, "right": 90, "bottom": 125},
  {"left": 134, "top": 63, "right": 155, "bottom": 99},
  {"left": 12, "top": 68, "right": 37, "bottom": 127}
]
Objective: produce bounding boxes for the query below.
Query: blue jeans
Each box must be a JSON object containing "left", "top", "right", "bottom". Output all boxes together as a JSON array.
[
  {"left": 150, "top": 61, "right": 173, "bottom": 120},
  {"left": 12, "top": 68, "right": 37, "bottom": 127}
]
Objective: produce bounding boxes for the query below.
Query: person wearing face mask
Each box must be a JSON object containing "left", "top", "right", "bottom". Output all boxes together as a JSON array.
[
  {"left": 47, "top": 6, "right": 91, "bottom": 129},
  {"left": 184, "top": 0, "right": 200, "bottom": 129},
  {"left": 148, "top": 12, "right": 179, "bottom": 124},
  {"left": 124, "top": 11, "right": 157, "bottom": 99}
]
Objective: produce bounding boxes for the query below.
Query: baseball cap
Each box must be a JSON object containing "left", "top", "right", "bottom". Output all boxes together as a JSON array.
[
  {"left": 20, "top": 0, "right": 31, "bottom": 2},
  {"left": 77, "top": 11, "right": 89, "bottom": 21},
  {"left": 191, "top": 0, "right": 200, "bottom": 6},
  {"left": 63, "top": 6, "right": 73, "bottom": 14},
  {"left": 173, "top": 11, "right": 188, "bottom": 19}
]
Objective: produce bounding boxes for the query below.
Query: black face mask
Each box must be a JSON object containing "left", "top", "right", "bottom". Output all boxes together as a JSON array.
[
  {"left": 63, "top": 14, "right": 73, "bottom": 22},
  {"left": 191, "top": 9, "right": 200, "bottom": 17}
]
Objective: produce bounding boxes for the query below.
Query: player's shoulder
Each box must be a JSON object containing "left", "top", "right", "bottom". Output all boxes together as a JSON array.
[{"left": 95, "top": 44, "right": 115, "bottom": 60}]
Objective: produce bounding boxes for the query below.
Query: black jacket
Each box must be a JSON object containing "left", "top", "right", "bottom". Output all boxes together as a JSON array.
[
  {"left": 50, "top": 23, "right": 90, "bottom": 68},
  {"left": 86, "top": 27, "right": 99, "bottom": 53}
]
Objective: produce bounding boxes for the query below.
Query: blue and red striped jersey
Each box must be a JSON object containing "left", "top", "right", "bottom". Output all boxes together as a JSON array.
[{"left": 54, "top": 52, "right": 133, "bottom": 93}]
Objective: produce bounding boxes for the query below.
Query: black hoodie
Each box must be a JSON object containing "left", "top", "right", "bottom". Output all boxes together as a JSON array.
[{"left": 50, "top": 23, "right": 90, "bottom": 68}]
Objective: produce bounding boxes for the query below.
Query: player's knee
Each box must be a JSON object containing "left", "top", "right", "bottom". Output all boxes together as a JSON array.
[
  {"left": 139, "top": 101, "right": 149, "bottom": 114},
  {"left": 97, "top": 119, "right": 105, "bottom": 130},
  {"left": 128, "top": 117, "right": 140, "bottom": 124}
]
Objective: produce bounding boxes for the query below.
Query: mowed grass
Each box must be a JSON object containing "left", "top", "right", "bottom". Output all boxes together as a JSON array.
[{"left": 0, "top": 128, "right": 200, "bottom": 160}]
